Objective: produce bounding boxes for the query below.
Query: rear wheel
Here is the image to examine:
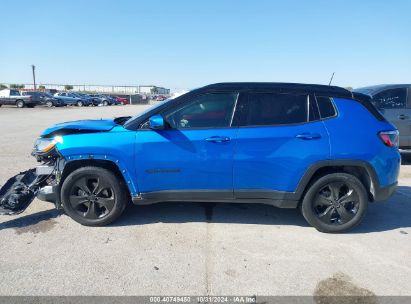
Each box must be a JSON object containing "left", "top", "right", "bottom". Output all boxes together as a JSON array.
[
  {"left": 46, "top": 101, "right": 53, "bottom": 107},
  {"left": 103, "top": 100, "right": 109, "bottom": 106},
  {"left": 16, "top": 100, "right": 25, "bottom": 108},
  {"left": 301, "top": 173, "right": 368, "bottom": 233},
  {"left": 77, "top": 101, "right": 83, "bottom": 107},
  {"left": 61, "top": 167, "right": 128, "bottom": 226}
]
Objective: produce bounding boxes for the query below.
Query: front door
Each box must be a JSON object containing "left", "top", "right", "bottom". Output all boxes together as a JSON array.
[{"left": 135, "top": 92, "right": 239, "bottom": 199}]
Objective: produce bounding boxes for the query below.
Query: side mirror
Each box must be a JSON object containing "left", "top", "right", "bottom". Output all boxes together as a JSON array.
[{"left": 149, "top": 114, "right": 165, "bottom": 130}]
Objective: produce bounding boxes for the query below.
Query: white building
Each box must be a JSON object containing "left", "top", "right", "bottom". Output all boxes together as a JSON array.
[
  {"left": 137, "top": 85, "right": 170, "bottom": 95},
  {"left": 2, "top": 83, "right": 170, "bottom": 95}
]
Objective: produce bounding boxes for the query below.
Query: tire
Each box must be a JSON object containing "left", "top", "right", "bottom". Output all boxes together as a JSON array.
[
  {"left": 16, "top": 100, "right": 25, "bottom": 108},
  {"left": 77, "top": 101, "right": 83, "bottom": 107},
  {"left": 61, "top": 167, "right": 128, "bottom": 226},
  {"left": 103, "top": 100, "right": 108, "bottom": 106},
  {"left": 301, "top": 173, "right": 368, "bottom": 233},
  {"left": 46, "top": 101, "right": 53, "bottom": 107}
]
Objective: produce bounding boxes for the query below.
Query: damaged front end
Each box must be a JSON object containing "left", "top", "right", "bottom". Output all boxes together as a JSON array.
[{"left": 0, "top": 136, "right": 65, "bottom": 215}]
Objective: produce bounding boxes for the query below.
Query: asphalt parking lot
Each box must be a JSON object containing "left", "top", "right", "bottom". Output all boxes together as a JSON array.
[{"left": 0, "top": 105, "right": 410, "bottom": 296}]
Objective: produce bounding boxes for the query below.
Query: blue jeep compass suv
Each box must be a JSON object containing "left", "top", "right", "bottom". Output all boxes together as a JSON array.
[{"left": 3, "top": 83, "right": 400, "bottom": 232}]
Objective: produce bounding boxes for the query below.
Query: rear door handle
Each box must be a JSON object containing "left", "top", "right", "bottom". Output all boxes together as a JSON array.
[
  {"left": 205, "top": 136, "right": 231, "bottom": 143},
  {"left": 399, "top": 114, "right": 410, "bottom": 120},
  {"left": 295, "top": 133, "right": 322, "bottom": 140}
]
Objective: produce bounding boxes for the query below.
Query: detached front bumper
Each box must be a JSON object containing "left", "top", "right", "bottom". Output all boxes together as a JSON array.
[{"left": 0, "top": 163, "right": 61, "bottom": 215}]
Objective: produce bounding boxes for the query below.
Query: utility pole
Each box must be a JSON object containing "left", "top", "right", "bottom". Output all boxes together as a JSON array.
[{"left": 31, "top": 65, "right": 36, "bottom": 90}]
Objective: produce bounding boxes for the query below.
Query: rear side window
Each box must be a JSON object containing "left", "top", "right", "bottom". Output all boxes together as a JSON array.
[
  {"left": 373, "top": 88, "right": 407, "bottom": 109},
  {"left": 316, "top": 96, "right": 336, "bottom": 119},
  {"left": 245, "top": 93, "right": 308, "bottom": 126}
]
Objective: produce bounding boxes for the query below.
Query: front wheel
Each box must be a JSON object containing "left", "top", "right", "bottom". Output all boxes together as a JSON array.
[
  {"left": 61, "top": 167, "right": 128, "bottom": 226},
  {"left": 77, "top": 101, "right": 83, "bottom": 107},
  {"left": 16, "top": 100, "right": 25, "bottom": 108},
  {"left": 46, "top": 101, "right": 53, "bottom": 107},
  {"left": 301, "top": 173, "right": 368, "bottom": 233}
]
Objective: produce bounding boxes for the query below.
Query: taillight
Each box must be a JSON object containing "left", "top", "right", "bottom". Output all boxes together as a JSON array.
[{"left": 378, "top": 130, "right": 399, "bottom": 147}]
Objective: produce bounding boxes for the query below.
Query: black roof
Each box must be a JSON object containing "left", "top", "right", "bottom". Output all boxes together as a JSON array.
[{"left": 201, "top": 82, "right": 354, "bottom": 99}]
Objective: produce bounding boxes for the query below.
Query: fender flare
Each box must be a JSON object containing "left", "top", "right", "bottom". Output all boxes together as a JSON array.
[
  {"left": 294, "top": 159, "right": 380, "bottom": 200},
  {"left": 60, "top": 154, "right": 139, "bottom": 198}
]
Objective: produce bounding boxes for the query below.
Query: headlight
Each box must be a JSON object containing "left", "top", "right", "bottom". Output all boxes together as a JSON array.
[{"left": 33, "top": 136, "right": 63, "bottom": 154}]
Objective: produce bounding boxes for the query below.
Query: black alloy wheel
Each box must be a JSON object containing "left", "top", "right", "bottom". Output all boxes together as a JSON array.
[
  {"left": 313, "top": 182, "right": 360, "bottom": 225},
  {"left": 61, "top": 167, "right": 128, "bottom": 226},
  {"left": 301, "top": 173, "right": 368, "bottom": 233},
  {"left": 69, "top": 176, "right": 115, "bottom": 219}
]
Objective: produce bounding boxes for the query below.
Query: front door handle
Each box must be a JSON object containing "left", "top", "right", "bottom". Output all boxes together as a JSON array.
[
  {"left": 205, "top": 136, "right": 231, "bottom": 143},
  {"left": 296, "top": 133, "right": 322, "bottom": 140},
  {"left": 399, "top": 114, "right": 410, "bottom": 120}
]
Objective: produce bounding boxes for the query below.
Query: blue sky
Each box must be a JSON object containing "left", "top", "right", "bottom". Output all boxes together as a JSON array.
[{"left": 0, "top": 0, "right": 410, "bottom": 91}]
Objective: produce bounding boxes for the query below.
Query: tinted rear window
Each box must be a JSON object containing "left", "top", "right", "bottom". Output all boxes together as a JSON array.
[{"left": 245, "top": 93, "right": 308, "bottom": 126}]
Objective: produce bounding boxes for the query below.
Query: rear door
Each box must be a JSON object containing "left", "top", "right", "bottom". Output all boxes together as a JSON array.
[
  {"left": 373, "top": 88, "right": 410, "bottom": 148},
  {"left": 233, "top": 92, "right": 330, "bottom": 198}
]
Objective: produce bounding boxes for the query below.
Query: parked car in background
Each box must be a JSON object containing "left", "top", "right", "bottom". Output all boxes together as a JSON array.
[
  {"left": 83, "top": 94, "right": 101, "bottom": 106},
  {"left": 354, "top": 84, "right": 411, "bottom": 149},
  {"left": 54, "top": 92, "right": 90, "bottom": 107},
  {"left": 106, "top": 95, "right": 123, "bottom": 105},
  {"left": 156, "top": 95, "right": 168, "bottom": 101},
  {"left": 22, "top": 91, "right": 64, "bottom": 107},
  {"left": 0, "top": 89, "right": 37, "bottom": 108},
  {"left": 70, "top": 92, "right": 94, "bottom": 106},
  {"left": 88, "top": 94, "right": 112, "bottom": 106},
  {"left": 115, "top": 96, "right": 129, "bottom": 105},
  {"left": 23, "top": 82, "right": 399, "bottom": 232}
]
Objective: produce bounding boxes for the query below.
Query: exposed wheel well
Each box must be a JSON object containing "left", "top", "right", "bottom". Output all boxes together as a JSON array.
[
  {"left": 302, "top": 165, "right": 375, "bottom": 202},
  {"left": 60, "top": 159, "right": 131, "bottom": 198}
]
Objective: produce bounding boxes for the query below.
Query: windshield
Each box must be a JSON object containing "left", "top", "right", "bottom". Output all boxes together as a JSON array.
[{"left": 123, "top": 98, "right": 172, "bottom": 128}]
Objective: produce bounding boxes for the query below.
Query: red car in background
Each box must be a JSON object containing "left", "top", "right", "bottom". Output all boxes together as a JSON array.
[{"left": 115, "top": 96, "right": 129, "bottom": 105}]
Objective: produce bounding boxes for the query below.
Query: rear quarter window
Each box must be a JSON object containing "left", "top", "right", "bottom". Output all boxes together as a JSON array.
[{"left": 316, "top": 96, "right": 336, "bottom": 119}]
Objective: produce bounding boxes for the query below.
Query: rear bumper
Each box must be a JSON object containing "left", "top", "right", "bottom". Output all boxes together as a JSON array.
[{"left": 373, "top": 182, "right": 397, "bottom": 202}]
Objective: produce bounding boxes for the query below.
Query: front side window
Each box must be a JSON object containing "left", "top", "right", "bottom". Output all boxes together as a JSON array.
[
  {"left": 373, "top": 88, "right": 407, "bottom": 109},
  {"left": 164, "top": 93, "right": 238, "bottom": 129},
  {"left": 10, "top": 90, "right": 20, "bottom": 96},
  {"left": 245, "top": 93, "right": 308, "bottom": 126}
]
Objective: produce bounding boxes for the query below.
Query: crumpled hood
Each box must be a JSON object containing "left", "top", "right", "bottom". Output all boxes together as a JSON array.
[{"left": 41, "top": 119, "right": 117, "bottom": 137}]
